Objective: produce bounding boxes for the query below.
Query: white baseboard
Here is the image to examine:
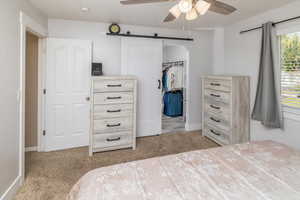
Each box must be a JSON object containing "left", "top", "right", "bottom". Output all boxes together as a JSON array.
[
  {"left": 25, "top": 146, "right": 37, "bottom": 152},
  {"left": 0, "top": 176, "right": 21, "bottom": 200},
  {"left": 186, "top": 123, "right": 202, "bottom": 131}
]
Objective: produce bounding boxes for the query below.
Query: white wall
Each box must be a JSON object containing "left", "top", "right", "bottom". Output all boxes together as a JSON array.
[
  {"left": 0, "top": 0, "right": 47, "bottom": 198},
  {"left": 212, "top": 28, "right": 225, "bottom": 74},
  {"left": 222, "top": 1, "right": 300, "bottom": 149},
  {"left": 21, "top": 0, "right": 48, "bottom": 28},
  {"left": 48, "top": 19, "right": 214, "bottom": 130},
  {"left": 163, "top": 45, "right": 188, "bottom": 63}
]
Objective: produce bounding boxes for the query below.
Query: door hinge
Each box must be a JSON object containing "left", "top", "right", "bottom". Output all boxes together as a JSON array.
[
  {"left": 43, "top": 130, "right": 46, "bottom": 136},
  {"left": 43, "top": 89, "right": 46, "bottom": 94}
]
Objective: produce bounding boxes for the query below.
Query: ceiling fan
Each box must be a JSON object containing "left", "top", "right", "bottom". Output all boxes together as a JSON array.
[{"left": 120, "top": 0, "right": 237, "bottom": 22}]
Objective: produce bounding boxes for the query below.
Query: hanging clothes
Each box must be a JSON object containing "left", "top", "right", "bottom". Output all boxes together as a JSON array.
[
  {"left": 163, "top": 90, "right": 183, "bottom": 117},
  {"left": 163, "top": 61, "right": 184, "bottom": 91},
  {"left": 162, "top": 70, "right": 168, "bottom": 91},
  {"left": 166, "top": 66, "right": 183, "bottom": 90}
]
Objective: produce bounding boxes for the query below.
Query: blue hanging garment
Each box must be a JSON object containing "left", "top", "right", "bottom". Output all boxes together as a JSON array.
[
  {"left": 162, "top": 70, "right": 168, "bottom": 91},
  {"left": 163, "top": 91, "right": 183, "bottom": 117}
]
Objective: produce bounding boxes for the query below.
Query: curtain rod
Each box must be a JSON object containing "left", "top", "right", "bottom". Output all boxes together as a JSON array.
[{"left": 240, "top": 15, "right": 300, "bottom": 34}]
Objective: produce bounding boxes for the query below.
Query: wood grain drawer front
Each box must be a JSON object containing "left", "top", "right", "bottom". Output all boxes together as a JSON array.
[
  {"left": 204, "top": 79, "right": 231, "bottom": 92},
  {"left": 94, "top": 92, "right": 133, "bottom": 105},
  {"left": 94, "top": 80, "right": 134, "bottom": 92},
  {"left": 204, "top": 102, "right": 231, "bottom": 121},
  {"left": 94, "top": 117, "right": 132, "bottom": 133},
  {"left": 204, "top": 89, "right": 230, "bottom": 104},
  {"left": 205, "top": 113, "right": 230, "bottom": 132},
  {"left": 93, "top": 132, "right": 132, "bottom": 149},
  {"left": 204, "top": 124, "right": 230, "bottom": 145},
  {"left": 202, "top": 76, "right": 250, "bottom": 146},
  {"left": 94, "top": 104, "right": 133, "bottom": 119}
]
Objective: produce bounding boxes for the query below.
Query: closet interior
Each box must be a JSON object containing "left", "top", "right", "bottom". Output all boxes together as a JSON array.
[{"left": 162, "top": 45, "right": 188, "bottom": 134}]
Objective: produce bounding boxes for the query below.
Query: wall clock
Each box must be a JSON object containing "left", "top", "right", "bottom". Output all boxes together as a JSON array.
[{"left": 109, "top": 23, "right": 121, "bottom": 34}]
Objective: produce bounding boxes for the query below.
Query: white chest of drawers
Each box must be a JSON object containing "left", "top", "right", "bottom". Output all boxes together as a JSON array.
[
  {"left": 89, "top": 76, "right": 137, "bottom": 156},
  {"left": 202, "top": 76, "right": 250, "bottom": 146}
]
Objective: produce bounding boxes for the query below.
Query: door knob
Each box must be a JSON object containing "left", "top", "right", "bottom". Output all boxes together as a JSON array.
[{"left": 86, "top": 97, "right": 91, "bottom": 101}]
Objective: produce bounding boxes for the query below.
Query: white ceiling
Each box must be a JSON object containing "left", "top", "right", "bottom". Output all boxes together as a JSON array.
[{"left": 29, "top": 0, "right": 296, "bottom": 29}]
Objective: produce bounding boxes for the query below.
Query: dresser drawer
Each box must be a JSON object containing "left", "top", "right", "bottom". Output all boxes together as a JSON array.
[
  {"left": 94, "top": 92, "right": 133, "bottom": 105},
  {"left": 94, "top": 104, "right": 133, "bottom": 119},
  {"left": 94, "top": 117, "right": 132, "bottom": 133},
  {"left": 93, "top": 132, "right": 132, "bottom": 149},
  {"left": 204, "top": 89, "right": 230, "bottom": 104},
  {"left": 204, "top": 124, "right": 230, "bottom": 145},
  {"left": 205, "top": 112, "right": 230, "bottom": 132},
  {"left": 93, "top": 80, "right": 134, "bottom": 92},
  {"left": 204, "top": 79, "right": 231, "bottom": 92},
  {"left": 204, "top": 102, "right": 231, "bottom": 121}
]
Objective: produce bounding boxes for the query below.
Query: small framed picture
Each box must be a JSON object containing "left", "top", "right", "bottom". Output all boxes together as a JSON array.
[{"left": 92, "top": 63, "right": 103, "bottom": 76}]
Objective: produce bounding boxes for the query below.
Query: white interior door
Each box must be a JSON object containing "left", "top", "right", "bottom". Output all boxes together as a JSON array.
[
  {"left": 122, "top": 38, "right": 162, "bottom": 137},
  {"left": 45, "top": 38, "right": 92, "bottom": 151}
]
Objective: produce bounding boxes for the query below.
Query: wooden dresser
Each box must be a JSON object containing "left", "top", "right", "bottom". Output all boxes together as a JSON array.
[
  {"left": 202, "top": 76, "right": 250, "bottom": 145},
  {"left": 89, "top": 76, "right": 137, "bottom": 156}
]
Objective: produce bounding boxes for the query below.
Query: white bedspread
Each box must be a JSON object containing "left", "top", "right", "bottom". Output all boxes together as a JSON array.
[{"left": 67, "top": 141, "right": 300, "bottom": 200}]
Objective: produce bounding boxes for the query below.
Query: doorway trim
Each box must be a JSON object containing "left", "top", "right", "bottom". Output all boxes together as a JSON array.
[{"left": 19, "top": 11, "right": 47, "bottom": 184}]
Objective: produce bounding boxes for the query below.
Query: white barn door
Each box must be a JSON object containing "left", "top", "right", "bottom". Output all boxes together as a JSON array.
[
  {"left": 45, "top": 38, "right": 92, "bottom": 151},
  {"left": 121, "top": 38, "right": 162, "bottom": 137}
]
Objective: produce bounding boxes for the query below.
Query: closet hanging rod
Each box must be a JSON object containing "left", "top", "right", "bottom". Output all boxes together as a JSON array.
[
  {"left": 240, "top": 15, "right": 300, "bottom": 34},
  {"left": 163, "top": 61, "right": 185, "bottom": 65},
  {"left": 106, "top": 33, "right": 194, "bottom": 41},
  {"left": 163, "top": 61, "right": 185, "bottom": 70}
]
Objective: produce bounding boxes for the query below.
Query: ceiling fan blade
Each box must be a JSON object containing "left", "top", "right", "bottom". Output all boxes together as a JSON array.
[
  {"left": 163, "top": 13, "right": 176, "bottom": 22},
  {"left": 120, "top": 0, "right": 171, "bottom": 5},
  {"left": 205, "top": 0, "right": 237, "bottom": 15}
]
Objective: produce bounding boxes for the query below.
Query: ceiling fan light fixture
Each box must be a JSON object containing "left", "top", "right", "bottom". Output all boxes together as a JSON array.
[
  {"left": 185, "top": 8, "right": 198, "bottom": 20},
  {"left": 81, "top": 7, "right": 90, "bottom": 12},
  {"left": 195, "top": 0, "right": 211, "bottom": 15},
  {"left": 178, "top": 0, "right": 193, "bottom": 13},
  {"left": 169, "top": 4, "right": 181, "bottom": 18}
]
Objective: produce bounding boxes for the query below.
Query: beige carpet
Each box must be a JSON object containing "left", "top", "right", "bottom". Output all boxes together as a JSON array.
[{"left": 14, "top": 131, "right": 218, "bottom": 200}]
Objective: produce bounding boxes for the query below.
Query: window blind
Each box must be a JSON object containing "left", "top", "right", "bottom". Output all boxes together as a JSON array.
[{"left": 281, "top": 61, "right": 300, "bottom": 108}]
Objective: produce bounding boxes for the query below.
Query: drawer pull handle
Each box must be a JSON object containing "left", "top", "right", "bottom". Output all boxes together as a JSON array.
[
  {"left": 210, "top": 105, "right": 220, "bottom": 110},
  {"left": 210, "top": 117, "right": 221, "bottom": 123},
  {"left": 106, "top": 123, "right": 121, "bottom": 128},
  {"left": 210, "top": 129, "right": 221, "bottom": 136},
  {"left": 107, "top": 109, "right": 121, "bottom": 113},
  {"left": 210, "top": 83, "right": 221, "bottom": 86},
  {"left": 107, "top": 96, "right": 122, "bottom": 100},
  {"left": 106, "top": 137, "right": 121, "bottom": 142},
  {"left": 107, "top": 84, "right": 122, "bottom": 87},
  {"left": 210, "top": 94, "right": 221, "bottom": 98}
]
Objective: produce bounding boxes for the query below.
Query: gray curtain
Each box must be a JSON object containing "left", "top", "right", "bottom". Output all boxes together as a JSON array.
[{"left": 251, "top": 22, "right": 283, "bottom": 128}]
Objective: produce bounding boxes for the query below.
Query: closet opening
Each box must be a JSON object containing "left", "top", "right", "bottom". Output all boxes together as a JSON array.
[
  {"left": 24, "top": 31, "right": 40, "bottom": 177},
  {"left": 162, "top": 45, "right": 188, "bottom": 134}
]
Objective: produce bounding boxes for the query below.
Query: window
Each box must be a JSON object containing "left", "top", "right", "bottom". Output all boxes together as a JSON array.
[{"left": 280, "top": 32, "right": 300, "bottom": 109}]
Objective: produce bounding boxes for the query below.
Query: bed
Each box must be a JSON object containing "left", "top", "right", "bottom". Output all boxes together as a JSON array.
[{"left": 67, "top": 141, "right": 300, "bottom": 200}]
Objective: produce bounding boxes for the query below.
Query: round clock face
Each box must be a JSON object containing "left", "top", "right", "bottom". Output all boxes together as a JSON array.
[{"left": 109, "top": 24, "right": 120, "bottom": 34}]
